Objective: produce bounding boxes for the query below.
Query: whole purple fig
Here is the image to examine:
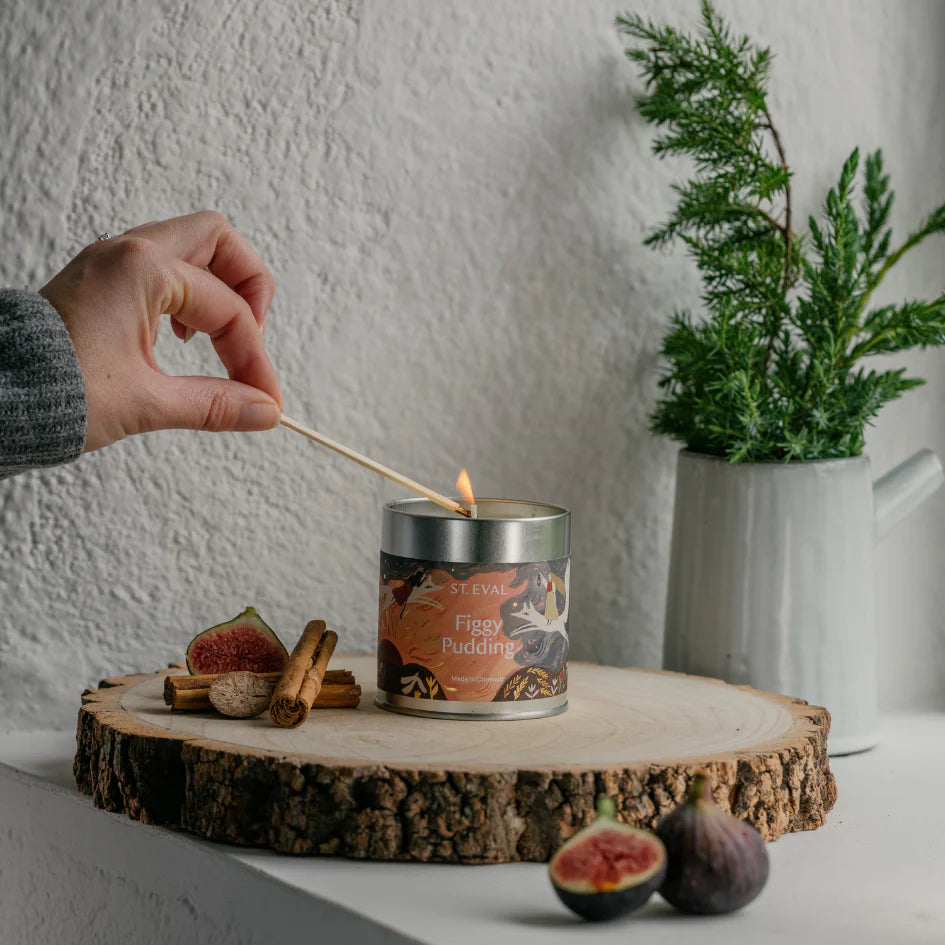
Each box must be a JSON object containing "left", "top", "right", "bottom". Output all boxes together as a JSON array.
[{"left": 656, "top": 773, "right": 769, "bottom": 914}]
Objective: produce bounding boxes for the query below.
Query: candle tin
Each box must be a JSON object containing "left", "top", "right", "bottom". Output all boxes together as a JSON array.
[{"left": 377, "top": 498, "right": 571, "bottom": 719}]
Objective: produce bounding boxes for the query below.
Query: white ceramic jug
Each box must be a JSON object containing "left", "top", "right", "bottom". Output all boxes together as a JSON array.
[{"left": 663, "top": 449, "right": 943, "bottom": 755}]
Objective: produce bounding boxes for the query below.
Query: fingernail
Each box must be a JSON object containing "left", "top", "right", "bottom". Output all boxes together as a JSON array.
[
  {"left": 235, "top": 402, "right": 281, "bottom": 432},
  {"left": 182, "top": 328, "right": 196, "bottom": 343}
]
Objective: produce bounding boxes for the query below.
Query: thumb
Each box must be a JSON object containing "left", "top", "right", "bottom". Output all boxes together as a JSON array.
[{"left": 153, "top": 375, "right": 282, "bottom": 433}]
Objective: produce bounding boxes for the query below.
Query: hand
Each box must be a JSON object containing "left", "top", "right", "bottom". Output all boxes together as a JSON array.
[{"left": 40, "top": 211, "right": 283, "bottom": 452}]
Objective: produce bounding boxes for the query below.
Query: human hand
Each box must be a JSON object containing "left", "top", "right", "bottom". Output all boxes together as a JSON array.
[{"left": 40, "top": 211, "right": 283, "bottom": 452}]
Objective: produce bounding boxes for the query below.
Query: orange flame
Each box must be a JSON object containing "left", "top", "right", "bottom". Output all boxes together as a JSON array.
[{"left": 456, "top": 469, "right": 475, "bottom": 505}]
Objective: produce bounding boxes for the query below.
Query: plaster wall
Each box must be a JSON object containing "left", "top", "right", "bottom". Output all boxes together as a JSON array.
[{"left": 1, "top": 0, "right": 943, "bottom": 729}]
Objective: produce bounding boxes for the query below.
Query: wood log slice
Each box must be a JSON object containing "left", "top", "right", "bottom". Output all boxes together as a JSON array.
[{"left": 75, "top": 655, "right": 836, "bottom": 863}]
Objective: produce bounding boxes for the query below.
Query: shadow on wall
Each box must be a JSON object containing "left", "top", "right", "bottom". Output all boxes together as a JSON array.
[{"left": 467, "top": 52, "right": 686, "bottom": 669}]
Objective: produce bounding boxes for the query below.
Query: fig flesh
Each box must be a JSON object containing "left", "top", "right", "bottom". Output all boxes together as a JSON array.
[
  {"left": 549, "top": 798, "right": 667, "bottom": 921},
  {"left": 186, "top": 606, "right": 289, "bottom": 675},
  {"left": 656, "top": 772, "right": 769, "bottom": 914}
]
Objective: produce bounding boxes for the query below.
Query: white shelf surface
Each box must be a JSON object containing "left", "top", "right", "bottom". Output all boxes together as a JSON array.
[{"left": 1, "top": 712, "right": 943, "bottom": 945}]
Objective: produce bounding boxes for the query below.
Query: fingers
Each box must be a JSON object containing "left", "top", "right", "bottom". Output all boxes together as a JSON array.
[
  {"left": 162, "top": 259, "right": 283, "bottom": 407},
  {"left": 151, "top": 374, "right": 282, "bottom": 434},
  {"left": 124, "top": 210, "right": 275, "bottom": 329},
  {"left": 169, "top": 315, "right": 190, "bottom": 341}
]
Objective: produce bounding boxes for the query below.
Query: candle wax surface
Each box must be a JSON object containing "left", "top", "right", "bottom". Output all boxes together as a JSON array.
[{"left": 390, "top": 498, "right": 567, "bottom": 520}]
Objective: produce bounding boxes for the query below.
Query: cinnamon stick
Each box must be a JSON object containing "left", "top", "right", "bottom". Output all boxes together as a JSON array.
[
  {"left": 270, "top": 623, "right": 339, "bottom": 728},
  {"left": 310, "top": 682, "right": 359, "bottom": 708},
  {"left": 164, "top": 668, "right": 354, "bottom": 705},
  {"left": 209, "top": 671, "right": 361, "bottom": 718},
  {"left": 170, "top": 688, "right": 217, "bottom": 711},
  {"left": 302, "top": 629, "right": 337, "bottom": 704},
  {"left": 270, "top": 619, "right": 325, "bottom": 709},
  {"left": 169, "top": 679, "right": 360, "bottom": 712}
]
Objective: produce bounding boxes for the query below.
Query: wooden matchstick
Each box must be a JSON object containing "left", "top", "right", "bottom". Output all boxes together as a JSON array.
[{"left": 279, "top": 415, "right": 471, "bottom": 517}]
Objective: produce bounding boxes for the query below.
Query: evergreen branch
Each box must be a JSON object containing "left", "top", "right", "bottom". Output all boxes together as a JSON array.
[
  {"left": 861, "top": 149, "right": 893, "bottom": 269},
  {"left": 857, "top": 198, "right": 945, "bottom": 314},
  {"left": 761, "top": 107, "right": 793, "bottom": 291},
  {"left": 797, "top": 148, "right": 863, "bottom": 357},
  {"left": 644, "top": 179, "right": 786, "bottom": 246},
  {"left": 846, "top": 297, "right": 945, "bottom": 361},
  {"left": 621, "top": 1, "right": 945, "bottom": 462}
]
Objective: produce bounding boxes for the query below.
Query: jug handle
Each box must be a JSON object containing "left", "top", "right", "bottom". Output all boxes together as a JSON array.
[{"left": 874, "top": 449, "right": 944, "bottom": 541}]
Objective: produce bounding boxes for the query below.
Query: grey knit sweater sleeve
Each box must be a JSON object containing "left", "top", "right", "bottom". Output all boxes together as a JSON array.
[{"left": 0, "top": 289, "right": 87, "bottom": 479}]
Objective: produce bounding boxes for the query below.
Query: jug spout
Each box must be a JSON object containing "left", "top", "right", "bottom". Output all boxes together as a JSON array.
[{"left": 873, "top": 449, "right": 944, "bottom": 541}]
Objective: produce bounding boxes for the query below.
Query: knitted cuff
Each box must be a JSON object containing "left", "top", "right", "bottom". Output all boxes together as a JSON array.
[{"left": 0, "top": 289, "right": 87, "bottom": 478}]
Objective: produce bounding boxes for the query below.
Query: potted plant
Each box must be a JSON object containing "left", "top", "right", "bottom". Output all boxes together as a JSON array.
[{"left": 618, "top": 2, "right": 945, "bottom": 754}]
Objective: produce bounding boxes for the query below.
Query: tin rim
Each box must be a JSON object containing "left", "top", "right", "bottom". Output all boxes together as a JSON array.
[
  {"left": 387, "top": 497, "right": 569, "bottom": 521},
  {"left": 381, "top": 497, "right": 571, "bottom": 563},
  {"left": 376, "top": 691, "right": 568, "bottom": 720}
]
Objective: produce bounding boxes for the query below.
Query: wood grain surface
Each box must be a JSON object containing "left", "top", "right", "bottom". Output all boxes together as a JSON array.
[{"left": 74, "top": 655, "right": 836, "bottom": 862}]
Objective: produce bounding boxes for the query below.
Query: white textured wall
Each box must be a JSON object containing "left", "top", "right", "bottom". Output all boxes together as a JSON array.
[{"left": 1, "top": 0, "right": 943, "bottom": 729}]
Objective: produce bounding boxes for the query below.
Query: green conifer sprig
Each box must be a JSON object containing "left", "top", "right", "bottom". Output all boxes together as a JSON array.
[{"left": 618, "top": 1, "right": 945, "bottom": 462}]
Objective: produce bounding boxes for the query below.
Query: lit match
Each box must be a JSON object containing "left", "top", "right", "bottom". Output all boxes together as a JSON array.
[{"left": 456, "top": 469, "right": 478, "bottom": 518}]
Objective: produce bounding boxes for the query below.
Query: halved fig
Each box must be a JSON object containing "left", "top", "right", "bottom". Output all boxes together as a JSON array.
[
  {"left": 549, "top": 797, "right": 667, "bottom": 921},
  {"left": 186, "top": 606, "right": 288, "bottom": 675}
]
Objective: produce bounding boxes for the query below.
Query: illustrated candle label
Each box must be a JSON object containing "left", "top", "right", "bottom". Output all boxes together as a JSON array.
[{"left": 378, "top": 553, "right": 570, "bottom": 703}]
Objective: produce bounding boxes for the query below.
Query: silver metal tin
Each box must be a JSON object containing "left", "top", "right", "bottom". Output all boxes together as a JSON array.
[
  {"left": 377, "top": 497, "right": 571, "bottom": 720},
  {"left": 381, "top": 498, "right": 571, "bottom": 563},
  {"left": 378, "top": 690, "right": 567, "bottom": 719}
]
